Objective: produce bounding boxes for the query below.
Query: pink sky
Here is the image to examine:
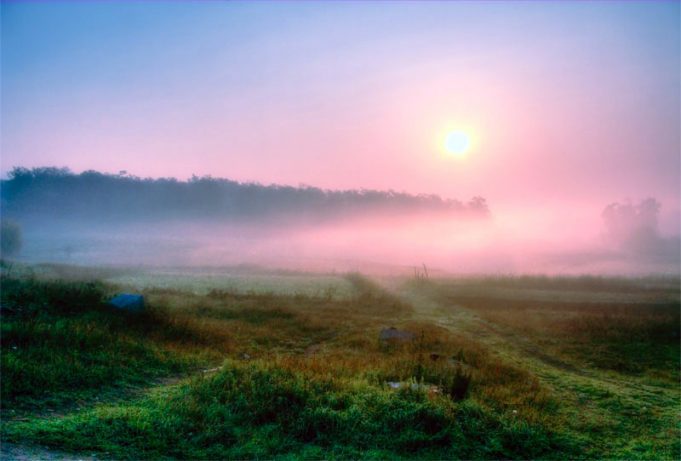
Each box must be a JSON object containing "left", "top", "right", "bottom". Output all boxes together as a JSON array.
[{"left": 3, "top": 1, "right": 680, "bottom": 238}]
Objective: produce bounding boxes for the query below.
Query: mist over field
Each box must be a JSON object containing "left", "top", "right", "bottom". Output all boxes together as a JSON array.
[
  {"left": 2, "top": 167, "right": 678, "bottom": 275},
  {"left": 2, "top": 3, "right": 680, "bottom": 460}
]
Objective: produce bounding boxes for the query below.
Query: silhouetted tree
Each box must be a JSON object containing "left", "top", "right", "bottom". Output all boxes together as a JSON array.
[
  {"left": 601, "top": 198, "right": 680, "bottom": 262},
  {"left": 1, "top": 220, "right": 22, "bottom": 258}
]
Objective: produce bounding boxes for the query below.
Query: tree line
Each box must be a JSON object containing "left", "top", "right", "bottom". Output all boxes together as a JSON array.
[{"left": 1, "top": 167, "right": 489, "bottom": 223}]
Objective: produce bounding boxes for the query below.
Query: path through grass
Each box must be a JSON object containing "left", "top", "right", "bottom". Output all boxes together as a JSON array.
[{"left": 397, "top": 279, "right": 680, "bottom": 459}]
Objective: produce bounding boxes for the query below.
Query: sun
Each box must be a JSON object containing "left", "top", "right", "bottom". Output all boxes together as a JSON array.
[
  {"left": 444, "top": 130, "right": 471, "bottom": 156},
  {"left": 436, "top": 124, "right": 477, "bottom": 158}
]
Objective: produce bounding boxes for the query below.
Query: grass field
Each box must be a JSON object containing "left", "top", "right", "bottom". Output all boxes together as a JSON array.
[{"left": 1, "top": 263, "right": 679, "bottom": 459}]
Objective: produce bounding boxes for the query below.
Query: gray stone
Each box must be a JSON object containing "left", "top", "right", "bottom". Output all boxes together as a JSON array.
[
  {"left": 379, "top": 327, "right": 415, "bottom": 342},
  {"left": 109, "top": 294, "right": 145, "bottom": 312}
]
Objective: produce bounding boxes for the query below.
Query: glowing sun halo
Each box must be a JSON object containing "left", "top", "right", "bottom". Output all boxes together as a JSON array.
[{"left": 445, "top": 130, "right": 471, "bottom": 156}]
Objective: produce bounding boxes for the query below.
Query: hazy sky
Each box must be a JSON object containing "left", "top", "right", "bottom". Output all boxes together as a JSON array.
[{"left": 2, "top": 1, "right": 680, "bottom": 232}]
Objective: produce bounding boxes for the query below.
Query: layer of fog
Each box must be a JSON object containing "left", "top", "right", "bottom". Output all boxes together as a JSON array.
[
  {"left": 2, "top": 168, "right": 678, "bottom": 275},
  {"left": 11, "top": 198, "right": 680, "bottom": 276}
]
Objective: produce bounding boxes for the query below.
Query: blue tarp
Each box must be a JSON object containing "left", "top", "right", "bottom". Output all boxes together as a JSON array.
[{"left": 109, "top": 294, "right": 145, "bottom": 312}]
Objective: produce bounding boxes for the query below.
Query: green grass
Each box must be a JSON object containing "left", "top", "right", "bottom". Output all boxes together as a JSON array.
[
  {"left": 437, "top": 274, "right": 680, "bottom": 295},
  {"left": 404, "top": 276, "right": 681, "bottom": 460},
  {"left": 0, "top": 277, "right": 219, "bottom": 411},
  {"left": 106, "top": 268, "right": 357, "bottom": 299},
  {"left": 1, "top": 266, "right": 679, "bottom": 459},
  {"left": 427, "top": 282, "right": 680, "bottom": 379},
  {"left": 3, "top": 359, "right": 575, "bottom": 460}
]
